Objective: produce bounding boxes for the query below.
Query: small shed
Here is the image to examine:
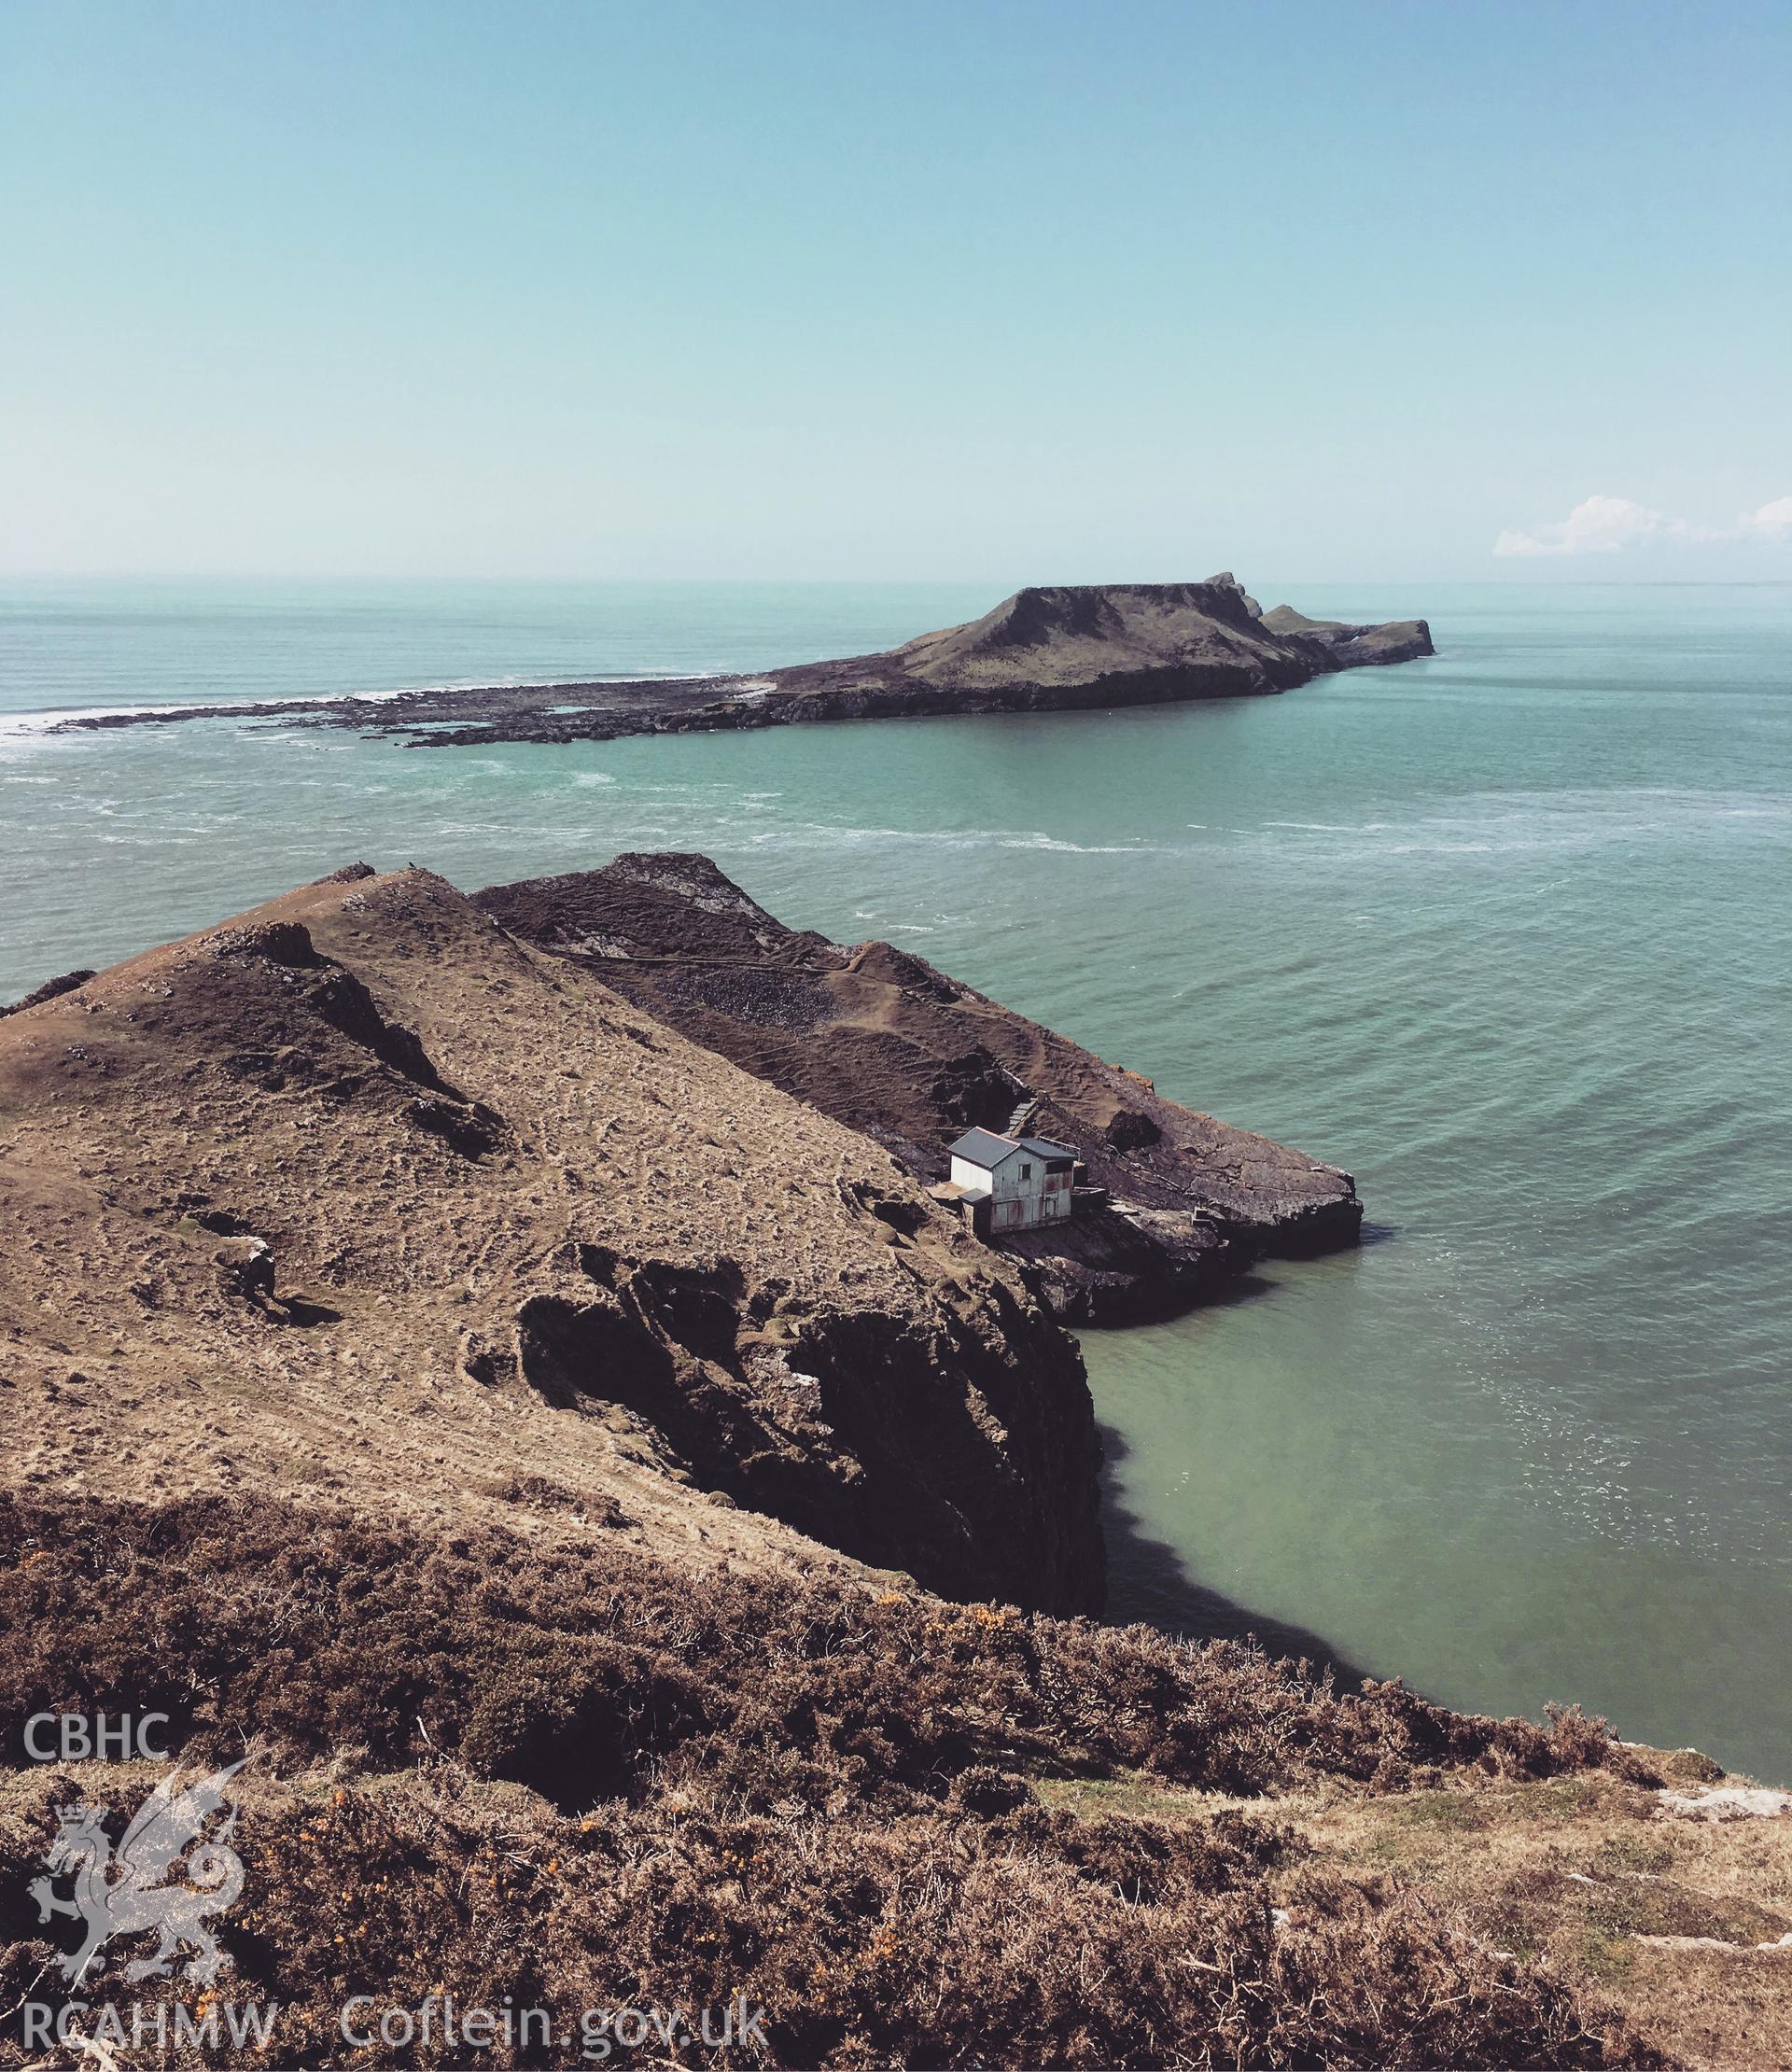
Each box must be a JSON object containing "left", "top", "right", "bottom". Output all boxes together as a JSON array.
[{"left": 946, "top": 1127, "right": 1077, "bottom": 1234}]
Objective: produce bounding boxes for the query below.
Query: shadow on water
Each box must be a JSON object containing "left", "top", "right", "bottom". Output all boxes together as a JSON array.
[
  {"left": 1139, "top": 1228, "right": 1393, "bottom": 1328},
  {"left": 1098, "top": 1419, "right": 1378, "bottom": 1693},
  {"left": 1185, "top": 1269, "right": 1280, "bottom": 1312}
]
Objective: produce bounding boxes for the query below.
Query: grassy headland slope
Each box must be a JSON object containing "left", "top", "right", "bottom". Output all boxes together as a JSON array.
[
  {"left": 3, "top": 864, "right": 1786, "bottom": 2069},
  {"left": 0, "top": 863, "right": 1101, "bottom": 1614},
  {"left": 475, "top": 852, "right": 1361, "bottom": 1319}
]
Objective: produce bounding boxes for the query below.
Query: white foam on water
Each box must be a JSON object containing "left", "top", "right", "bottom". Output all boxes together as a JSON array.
[
  {"left": 0, "top": 683, "right": 444, "bottom": 738},
  {"left": 1239, "top": 787, "right": 1792, "bottom": 868},
  {"left": 0, "top": 702, "right": 176, "bottom": 740},
  {"left": 1386, "top": 841, "right": 1496, "bottom": 854},
  {"left": 0, "top": 674, "right": 583, "bottom": 742},
  {"left": 996, "top": 833, "right": 1156, "bottom": 854},
  {"left": 731, "top": 819, "right": 1169, "bottom": 857}
]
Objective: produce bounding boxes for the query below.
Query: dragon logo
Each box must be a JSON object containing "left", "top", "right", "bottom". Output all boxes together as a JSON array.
[{"left": 28, "top": 1760, "right": 248, "bottom": 1986}]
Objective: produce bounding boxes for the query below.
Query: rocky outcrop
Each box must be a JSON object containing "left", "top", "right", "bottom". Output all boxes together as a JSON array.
[
  {"left": 476, "top": 852, "right": 1364, "bottom": 1321},
  {"left": 1257, "top": 602, "right": 1434, "bottom": 666},
  {"left": 511, "top": 1239, "right": 1100, "bottom": 1611},
  {"left": 0, "top": 968, "right": 95, "bottom": 1015},
  {"left": 55, "top": 575, "right": 1432, "bottom": 749},
  {"left": 997, "top": 1202, "right": 1242, "bottom": 1323},
  {"left": 0, "top": 864, "right": 1104, "bottom": 1614},
  {"left": 213, "top": 1233, "right": 276, "bottom": 1301}
]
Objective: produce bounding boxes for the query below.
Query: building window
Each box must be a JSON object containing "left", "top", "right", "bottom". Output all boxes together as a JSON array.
[{"left": 1019, "top": 1162, "right": 1031, "bottom": 1179}]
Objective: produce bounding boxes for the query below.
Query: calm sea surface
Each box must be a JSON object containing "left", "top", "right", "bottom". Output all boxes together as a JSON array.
[{"left": 4, "top": 577, "right": 1788, "bottom": 1780}]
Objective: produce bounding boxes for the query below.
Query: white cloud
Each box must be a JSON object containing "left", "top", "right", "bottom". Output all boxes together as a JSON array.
[
  {"left": 1494, "top": 492, "right": 1791, "bottom": 557},
  {"left": 1492, "top": 495, "right": 1675, "bottom": 558}
]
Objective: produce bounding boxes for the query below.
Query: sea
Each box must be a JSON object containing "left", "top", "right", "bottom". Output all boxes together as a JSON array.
[{"left": 3, "top": 576, "right": 1788, "bottom": 1781}]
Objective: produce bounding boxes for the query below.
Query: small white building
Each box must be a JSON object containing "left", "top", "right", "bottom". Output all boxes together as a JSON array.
[{"left": 945, "top": 1127, "right": 1078, "bottom": 1234}]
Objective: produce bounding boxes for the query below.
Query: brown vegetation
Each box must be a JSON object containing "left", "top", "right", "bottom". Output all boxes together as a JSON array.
[
  {"left": 1035, "top": 1763, "right": 1792, "bottom": 2072},
  {"left": 0, "top": 1492, "right": 1661, "bottom": 2069},
  {"left": 0, "top": 1494, "right": 1646, "bottom": 1807}
]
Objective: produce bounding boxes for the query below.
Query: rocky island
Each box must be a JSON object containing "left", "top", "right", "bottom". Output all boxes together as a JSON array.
[
  {"left": 3, "top": 859, "right": 1785, "bottom": 2070},
  {"left": 56, "top": 574, "right": 1434, "bottom": 749}
]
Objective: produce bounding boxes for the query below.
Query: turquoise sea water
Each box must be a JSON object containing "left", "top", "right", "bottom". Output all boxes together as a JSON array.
[{"left": 3, "top": 578, "right": 1788, "bottom": 1780}]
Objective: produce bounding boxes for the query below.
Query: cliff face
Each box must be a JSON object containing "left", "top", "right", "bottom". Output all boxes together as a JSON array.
[
  {"left": 475, "top": 853, "right": 1363, "bottom": 1320},
  {"left": 890, "top": 574, "right": 1335, "bottom": 692},
  {"left": 0, "top": 864, "right": 1102, "bottom": 1614}
]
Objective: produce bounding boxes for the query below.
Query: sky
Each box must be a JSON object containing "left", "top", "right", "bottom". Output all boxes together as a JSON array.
[{"left": 2, "top": 0, "right": 1789, "bottom": 582}]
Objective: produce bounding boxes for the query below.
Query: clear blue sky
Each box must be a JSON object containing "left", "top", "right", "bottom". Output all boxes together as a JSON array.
[{"left": 3, "top": 0, "right": 1788, "bottom": 581}]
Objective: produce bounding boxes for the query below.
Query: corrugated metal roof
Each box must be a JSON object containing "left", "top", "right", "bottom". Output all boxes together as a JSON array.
[
  {"left": 948, "top": 1127, "right": 1021, "bottom": 1169},
  {"left": 950, "top": 1127, "right": 1077, "bottom": 1169}
]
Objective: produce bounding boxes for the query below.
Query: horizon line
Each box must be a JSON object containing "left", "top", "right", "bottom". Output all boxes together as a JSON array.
[{"left": 3, "top": 569, "right": 1790, "bottom": 590}]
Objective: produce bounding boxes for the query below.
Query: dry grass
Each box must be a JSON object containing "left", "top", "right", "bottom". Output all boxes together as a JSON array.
[
  {"left": 0, "top": 864, "right": 1105, "bottom": 1612},
  {"left": 1036, "top": 1762, "right": 1792, "bottom": 2069}
]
